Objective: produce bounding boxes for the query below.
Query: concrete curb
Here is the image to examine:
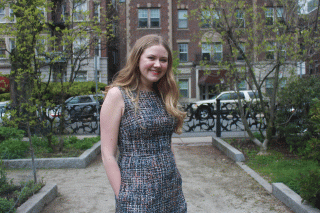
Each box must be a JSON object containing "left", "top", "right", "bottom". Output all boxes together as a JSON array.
[
  {"left": 272, "top": 183, "right": 320, "bottom": 213},
  {"left": 212, "top": 136, "right": 319, "bottom": 213},
  {"left": 3, "top": 141, "right": 101, "bottom": 169},
  {"left": 16, "top": 183, "right": 58, "bottom": 213},
  {"left": 212, "top": 137, "right": 245, "bottom": 162},
  {"left": 236, "top": 162, "right": 272, "bottom": 193}
]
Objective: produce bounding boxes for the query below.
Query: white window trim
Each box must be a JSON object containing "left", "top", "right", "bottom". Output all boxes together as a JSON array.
[
  {"left": 0, "top": 8, "right": 6, "bottom": 23},
  {"left": 236, "top": 9, "right": 245, "bottom": 28},
  {"left": 138, "top": 8, "right": 160, "bottom": 28},
  {"left": 178, "top": 79, "right": 190, "bottom": 98},
  {"left": 179, "top": 43, "right": 188, "bottom": 62},
  {"left": 73, "top": 0, "right": 88, "bottom": 22},
  {"left": 266, "top": 7, "right": 274, "bottom": 25},
  {"left": 74, "top": 70, "right": 88, "bottom": 82},
  {"left": 94, "top": 2, "right": 100, "bottom": 22},
  {"left": 73, "top": 37, "right": 89, "bottom": 58},
  {"left": 178, "top": 10, "right": 188, "bottom": 29}
]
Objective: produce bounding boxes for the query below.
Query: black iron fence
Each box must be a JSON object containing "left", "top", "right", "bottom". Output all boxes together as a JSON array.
[
  {"left": 182, "top": 100, "right": 267, "bottom": 136},
  {"left": 0, "top": 100, "right": 267, "bottom": 136}
]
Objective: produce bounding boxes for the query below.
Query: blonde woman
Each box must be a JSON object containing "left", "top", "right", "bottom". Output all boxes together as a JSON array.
[{"left": 100, "top": 34, "right": 187, "bottom": 212}]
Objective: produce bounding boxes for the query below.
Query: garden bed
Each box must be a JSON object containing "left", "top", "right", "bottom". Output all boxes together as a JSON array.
[{"left": 226, "top": 137, "right": 320, "bottom": 209}]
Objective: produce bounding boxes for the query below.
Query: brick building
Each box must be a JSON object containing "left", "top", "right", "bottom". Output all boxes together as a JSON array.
[{"left": 115, "top": 0, "right": 306, "bottom": 103}]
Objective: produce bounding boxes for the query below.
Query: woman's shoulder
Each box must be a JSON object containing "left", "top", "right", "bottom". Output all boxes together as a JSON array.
[{"left": 105, "top": 87, "right": 124, "bottom": 102}]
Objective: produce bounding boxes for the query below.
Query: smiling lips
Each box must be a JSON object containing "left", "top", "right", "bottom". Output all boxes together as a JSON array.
[{"left": 151, "top": 70, "right": 161, "bottom": 75}]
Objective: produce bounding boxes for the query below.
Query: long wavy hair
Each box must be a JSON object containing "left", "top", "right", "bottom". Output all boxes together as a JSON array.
[{"left": 106, "top": 34, "right": 186, "bottom": 134}]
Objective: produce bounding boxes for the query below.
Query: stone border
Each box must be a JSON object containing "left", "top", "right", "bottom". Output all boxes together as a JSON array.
[
  {"left": 17, "top": 183, "right": 58, "bottom": 213},
  {"left": 3, "top": 141, "right": 101, "bottom": 169},
  {"left": 212, "top": 137, "right": 245, "bottom": 162},
  {"left": 213, "top": 136, "right": 320, "bottom": 213}
]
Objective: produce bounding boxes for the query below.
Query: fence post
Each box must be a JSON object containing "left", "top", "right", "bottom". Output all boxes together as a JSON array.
[{"left": 216, "top": 99, "right": 221, "bottom": 137}]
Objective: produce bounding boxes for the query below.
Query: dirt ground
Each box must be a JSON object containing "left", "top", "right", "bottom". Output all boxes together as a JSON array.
[{"left": 7, "top": 143, "right": 294, "bottom": 213}]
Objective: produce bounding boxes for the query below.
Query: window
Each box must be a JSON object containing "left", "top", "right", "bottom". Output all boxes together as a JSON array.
[
  {"left": 0, "top": 38, "right": 6, "bottom": 58},
  {"left": 74, "top": 1, "right": 87, "bottom": 21},
  {"left": 178, "top": 79, "right": 189, "bottom": 98},
  {"left": 93, "top": 2, "right": 100, "bottom": 22},
  {"left": 276, "top": 7, "right": 284, "bottom": 24},
  {"left": 179, "top": 43, "right": 188, "bottom": 62},
  {"left": 201, "top": 10, "right": 220, "bottom": 28},
  {"left": 74, "top": 37, "right": 88, "bottom": 58},
  {"left": 202, "top": 43, "right": 222, "bottom": 62},
  {"left": 178, "top": 10, "right": 188, "bottom": 29},
  {"left": 236, "top": 9, "right": 245, "bottom": 28},
  {"left": 237, "top": 43, "right": 245, "bottom": 61},
  {"left": 138, "top": 8, "right": 160, "bottom": 28},
  {"left": 9, "top": 38, "right": 15, "bottom": 53},
  {"left": 266, "top": 41, "right": 275, "bottom": 60},
  {"left": 35, "top": 39, "right": 46, "bottom": 57},
  {"left": 265, "top": 7, "right": 274, "bottom": 25},
  {"left": 9, "top": 8, "right": 14, "bottom": 22},
  {"left": 0, "top": 8, "right": 5, "bottom": 23},
  {"left": 74, "top": 71, "right": 87, "bottom": 82}
]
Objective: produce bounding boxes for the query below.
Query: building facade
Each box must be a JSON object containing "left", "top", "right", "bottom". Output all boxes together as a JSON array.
[{"left": 116, "top": 0, "right": 307, "bottom": 103}]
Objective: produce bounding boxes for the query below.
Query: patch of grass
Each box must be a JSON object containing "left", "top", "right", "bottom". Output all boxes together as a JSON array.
[
  {"left": 226, "top": 138, "right": 320, "bottom": 196},
  {"left": 246, "top": 150, "right": 319, "bottom": 194}
]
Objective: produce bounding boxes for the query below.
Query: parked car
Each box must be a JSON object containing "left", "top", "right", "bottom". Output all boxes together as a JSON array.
[
  {"left": 191, "top": 90, "right": 262, "bottom": 119},
  {"left": 48, "top": 94, "right": 104, "bottom": 121}
]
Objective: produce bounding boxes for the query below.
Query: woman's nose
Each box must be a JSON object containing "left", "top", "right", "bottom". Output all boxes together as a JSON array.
[{"left": 154, "top": 59, "right": 161, "bottom": 67}]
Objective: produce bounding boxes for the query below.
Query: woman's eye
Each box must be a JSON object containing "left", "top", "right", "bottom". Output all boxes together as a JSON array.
[{"left": 160, "top": 59, "right": 167, "bottom": 62}]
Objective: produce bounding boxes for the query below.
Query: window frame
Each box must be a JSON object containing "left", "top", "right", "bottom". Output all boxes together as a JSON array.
[
  {"left": 73, "top": 37, "right": 89, "bottom": 58},
  {"left": 266, "top": 41, "right": 275, "bottom": 60},
  {"left": 0, "top": 38, "right": 6, "bottom": 58},
  {"left": 265, "top": 7, "right": 274, "bottom": 25},
  {"left": 74, "top": 71, "right": 88, "bottom": 82},
  {"left": 201, "top": 9, "right": 220, "bottom": 28},
  {"left": 74, "top": 0, "right": 88, "bottom": 22},
  {"left": 201, "top": 43, "right": 223, "bottom": 62},
  {"left": 178, "top": 79, "right": 189, "bottom": 98},
  {"left": 138, "top": 8, "right": 160, "bottom": 28},
  {"left": 178, "top": 10, "right": 188, "bottom": 29},
  {"left": 237, "top": 43, "right": 245, "bottom": 61},
  {"left": 93, "top": 2, "right": 100, "bottom": 22},
  {"left": 0, "top": 8, "right": 5, "bottom": 23},
  {"left": 236, "top": 9, "right": 245, "bottom": 28},
  {"left": 178, "top": 43, "right": 188, "bottom": 62}
]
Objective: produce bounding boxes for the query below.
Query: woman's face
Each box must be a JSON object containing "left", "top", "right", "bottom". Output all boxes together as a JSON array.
[{"left": 138, "top": 45, "right": 168, "bottom": 90}]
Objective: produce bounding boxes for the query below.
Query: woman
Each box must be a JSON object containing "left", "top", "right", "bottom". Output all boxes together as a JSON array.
[{"left": 100, "top": 34, "right": 187, "bottom": 212}]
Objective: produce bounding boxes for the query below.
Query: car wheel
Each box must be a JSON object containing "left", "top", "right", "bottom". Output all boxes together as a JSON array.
[{"left": 197, "top": 107, "right": 210, "bottom": 119}]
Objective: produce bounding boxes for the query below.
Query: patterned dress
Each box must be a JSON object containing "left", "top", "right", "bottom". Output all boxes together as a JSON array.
[{"left": 115, "top": 88, "right": 187, "bottom": 212}]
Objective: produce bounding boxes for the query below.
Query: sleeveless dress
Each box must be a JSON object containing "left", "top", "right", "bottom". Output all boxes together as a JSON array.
[{"left": 116, "top": 88, "right": 187, "bottom": 212}]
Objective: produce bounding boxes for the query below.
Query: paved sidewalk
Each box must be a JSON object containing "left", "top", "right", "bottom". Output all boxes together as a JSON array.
[{"left": 7, "top": 137, "right": 293, "bottom": 213}]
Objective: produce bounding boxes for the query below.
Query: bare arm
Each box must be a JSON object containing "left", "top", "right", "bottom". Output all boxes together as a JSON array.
[{"left": 100, "top": 87, "right": 124, "bottom": 197}]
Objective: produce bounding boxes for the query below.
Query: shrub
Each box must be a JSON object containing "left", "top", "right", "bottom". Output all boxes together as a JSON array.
[
  {"left": 0, "top": 93, "right": 10, "bottom": 102},
  {"left": 0, "top": 138, "right": 29, "bottom": 159},
  {"left": 299, "top": 169, "right": 320, "bottom": 209},
  {"left": 0, "top": 197, "right": 15, "bottom": 213},
  {"left": 65, "top": 136, "right": 100, "bottom": 150},
  {"left": 14, "top": 180, "right": 43, "bottom": 206},
  {"left": 0, "top": 127, "right": 25, "bottom": 141},
  {"left": 302, "top": 138, "right": 320, "bottom": 162}
]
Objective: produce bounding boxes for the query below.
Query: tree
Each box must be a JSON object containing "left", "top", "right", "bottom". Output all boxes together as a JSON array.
[
  {"left": 190, "top": 0, "right": 318, "bottom": 154},
  {"left": 0, "top": 0, "right": 115, "bottom": 153}
]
